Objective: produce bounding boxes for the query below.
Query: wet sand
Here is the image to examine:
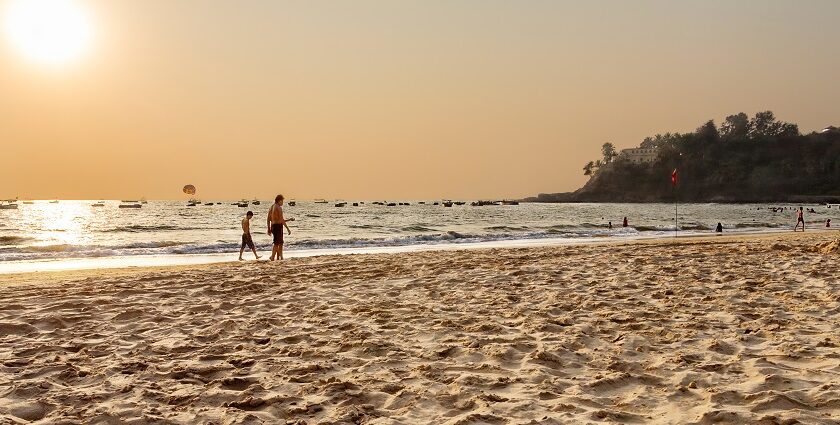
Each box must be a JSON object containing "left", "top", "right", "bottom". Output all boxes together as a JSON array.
[{"left": 2, "top": 231, "right": 840, "bottom": 424}]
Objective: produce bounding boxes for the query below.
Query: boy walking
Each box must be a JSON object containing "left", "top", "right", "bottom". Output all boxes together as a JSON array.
[
  {"left": 267, "top": 194, "right": 294, "bottom": 261},
  {"left": 239, "top": 211, "right": 260, "bottom": 260}
]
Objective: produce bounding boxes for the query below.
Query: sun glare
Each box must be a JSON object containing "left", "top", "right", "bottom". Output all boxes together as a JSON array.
[{"left": 4, "top": 0, "right": 93, "bottom": 65}]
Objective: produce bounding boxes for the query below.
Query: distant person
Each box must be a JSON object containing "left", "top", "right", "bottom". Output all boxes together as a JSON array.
[
  {"left": 623, "top": 217, "right": 628, "bottom": 228},
  {"left": 608, "top": 221, "right": 613, "bottom": 230},
  {"left": 794, "top": 207, "right": 805, "bottom": 232},
  {"left": 826, "top": 218, "right": 831, "bottom": 228},
  {"left": 267, "top": 194, "right": 294, "bottom": 261},
  {"left": 715, "top": 222, "right": 723, "bottom": 233},
  {"left": 239, "top": 211, "right": 260, "bottom": 261}
]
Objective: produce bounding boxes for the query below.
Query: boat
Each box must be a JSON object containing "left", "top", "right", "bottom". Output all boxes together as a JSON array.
[
  {"left": 22, "top": 201, "right": 34, "bottom": 204},
  {"left": 501, "top": 200, "right": 520, "bottom": 205},
  {"left": 204, "top": 203, "right": 214, "bottom": 206},
  {"left": 187, "top": 198, "right": 200, "bottom": 207},
  {"left": 443, "top": 201, "right": 453, "bottom": 207},
  {"left": 352, "top": 202, "right": 359, "bottom": 206},
  {"left": 92, "top": 201, "right": 105, "bottom": 207},
  {"left": 314, "top": 199, "right": 328, "bottom": 204},
  {"left": 387, "top": 202, "right": 397, "bottom": 207},
  {"left": 119, "top": 202, "right": 142, "bottom": 209},
  {"left": 0, "top": 200, "right": 18, "bottom": 210},
  {"left": 140, "top": 197, "right": 148, "bottom": 204},
  {"left": 251, "top": 199, "right": 261, "bottom": 205},
  {"left": 454, "top": 201, "right": 466, "bottom": 205},
  {"left": 335, "top": 202, "right": 347, "bottom": 207},
  {"left": 288, "top": 201, "right": 296, "bottom": 206},
  {"left": 49, "top": 200, "right": 59, "bottom": 204}
]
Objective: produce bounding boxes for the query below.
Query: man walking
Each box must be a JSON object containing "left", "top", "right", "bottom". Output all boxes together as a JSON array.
[{"left": 267, "top": 194, "right": 294, "bottom": 260}]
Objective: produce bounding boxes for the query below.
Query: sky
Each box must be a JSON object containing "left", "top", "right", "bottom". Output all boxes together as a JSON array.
[{"left": 1, "top": 0, "right": 839, "bottom": 200}]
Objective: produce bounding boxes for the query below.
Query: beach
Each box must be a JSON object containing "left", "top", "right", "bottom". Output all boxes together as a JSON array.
[{"left": 2, "top": 231, "right": 840, "bottom": 424}]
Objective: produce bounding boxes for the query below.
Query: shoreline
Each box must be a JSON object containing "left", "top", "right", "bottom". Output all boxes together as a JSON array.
[{"left": 2, "top": 227, "right": 832, "bottom": 275}]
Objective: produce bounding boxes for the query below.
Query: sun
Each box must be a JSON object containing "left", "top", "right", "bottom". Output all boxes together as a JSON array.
[{"left": 4, "top": 0, "right": 94, "bottom": 65}]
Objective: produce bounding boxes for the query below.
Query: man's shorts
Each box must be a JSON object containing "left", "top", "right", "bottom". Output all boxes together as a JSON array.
[
  {"left": 271, "top": 224, "right": 284, "bottom": 245},
  {"left": 241, "top": 233, "right": 255, "bottom": 250}
]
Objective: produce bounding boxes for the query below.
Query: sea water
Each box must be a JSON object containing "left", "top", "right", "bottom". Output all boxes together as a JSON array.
[{"left": 0, "top": 200, "right": 834, "bottom": 270}]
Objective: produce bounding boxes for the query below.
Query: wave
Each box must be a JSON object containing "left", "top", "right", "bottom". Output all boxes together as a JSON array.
[
  {"left": 100, "top": 225, "right": 206, "bottom": 233},
  {"left": 400, "top": 225, "right": 438, "bottom": 232},
  {"left": 0, "top": 236, "right": 32, "bottom": 246},
  {"left": 348, "top": 224, "right": 382, "bottom": 229},
  {"left": 484, "top": 225, "right": 530, "bottom": 231}
]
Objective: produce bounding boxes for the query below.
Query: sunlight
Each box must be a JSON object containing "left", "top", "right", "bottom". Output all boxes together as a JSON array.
[
  {"left": 29, "top": 201, "right": 89, "bottom": 248},
  {"left": 4, "top": 0, "right": 94, "bottom": 65}
]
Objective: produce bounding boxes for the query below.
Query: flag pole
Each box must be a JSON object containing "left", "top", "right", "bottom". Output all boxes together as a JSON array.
[{"left": 672, "top": 168, "right": 678, "bottom": 238}]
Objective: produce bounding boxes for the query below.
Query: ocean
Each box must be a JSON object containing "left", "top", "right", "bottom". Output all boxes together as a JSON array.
[{"left": 0, "top": 200, "right": 835, "bottom": 270}]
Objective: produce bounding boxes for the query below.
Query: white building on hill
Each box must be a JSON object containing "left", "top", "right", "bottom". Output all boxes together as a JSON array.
[{"left": 619, "top": 148, "right": 658, "bottom": 164}]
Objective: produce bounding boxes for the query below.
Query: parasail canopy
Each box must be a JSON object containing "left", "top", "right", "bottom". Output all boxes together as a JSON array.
[{"left": 182, "top": 184, "right": 196, "bottom": 195}]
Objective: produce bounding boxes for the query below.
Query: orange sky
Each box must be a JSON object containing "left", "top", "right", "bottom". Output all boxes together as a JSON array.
[{"left": 2, "top": 0, "right": 839, "bottom": 200}]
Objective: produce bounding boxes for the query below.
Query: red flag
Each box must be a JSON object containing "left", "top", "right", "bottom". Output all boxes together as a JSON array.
[{"left": 671, "top": 169, "right": 678, "bottom": 187}]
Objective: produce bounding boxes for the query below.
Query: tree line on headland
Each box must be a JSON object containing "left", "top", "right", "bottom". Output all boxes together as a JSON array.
[{"left": 526, "top": 111, "right": 840, "bottom": 203}]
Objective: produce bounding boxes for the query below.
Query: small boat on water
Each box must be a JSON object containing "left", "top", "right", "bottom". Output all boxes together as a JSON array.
[
  {"left": 443, "top": 201, "right": 453, "bottom": 207},
  {"left": 0, "top": 200, "right": 18, "bottom": 210},
  {"left": 204, "top": 203, "right": 214, "bottom": 206},
  {"left": 288, "top": 201, "right": 296, "bottom": 206},
  {"left": 119, "top": 202, "right": 142, "bottom": 209},
  {"left": 22, "top": 201, "right": 34, "bottom": 204},
  {"left": 92, "top": 201, "right": 105, "bottom": 207},
  {"left": 335, "top": 202, "right": 347, "bottom": 207},
  {"left": 501, "top": 200, "right": 520, "bottom": 205},
  {"left": 251, "top": 199, "right": 261, "bottom": 205},
  {"left": 49, "top": 200, "right": 59, "bottom": 204},
  {"left": 187, "top": 198, "right": 200, "bottom": 207},
  {"left": 314, "top": 199, "right": 328, "bottom": 204}
]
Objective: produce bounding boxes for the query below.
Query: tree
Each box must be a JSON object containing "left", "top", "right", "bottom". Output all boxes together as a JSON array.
[
  {"left": 696, "top": 120, "right": 720, "bottom": 143},
  {"left": 601, "top": 142, "right": 617, "bottom": 164},
  {"left": 750, "top": 111, "right": 777, "bottom": 138},
  {"left": 721, "top": 112, "right": 750, "bottom": 140},
  {"left": 583, "top": 161, "right": 595, "bottom": 176},
  {"left": 749, "top": 111, "right": 801, "bottom": 138},
  {"left": 778, "top": 122, "right": 800, "bottom": 137}
]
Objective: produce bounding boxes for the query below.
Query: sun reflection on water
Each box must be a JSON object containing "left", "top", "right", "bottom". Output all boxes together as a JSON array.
[{"left": 26, "top": 201, "right": 92, "bottom": 247}]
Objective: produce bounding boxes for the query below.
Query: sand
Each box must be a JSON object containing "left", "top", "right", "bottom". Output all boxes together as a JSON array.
[{"left": 2, "top": 232, "right": 840, "bottom": 424}]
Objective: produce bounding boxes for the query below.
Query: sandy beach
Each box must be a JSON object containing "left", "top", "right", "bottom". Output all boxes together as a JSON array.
[{"left": 2, "top": 232, "right": 840, "bottom": 424}]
